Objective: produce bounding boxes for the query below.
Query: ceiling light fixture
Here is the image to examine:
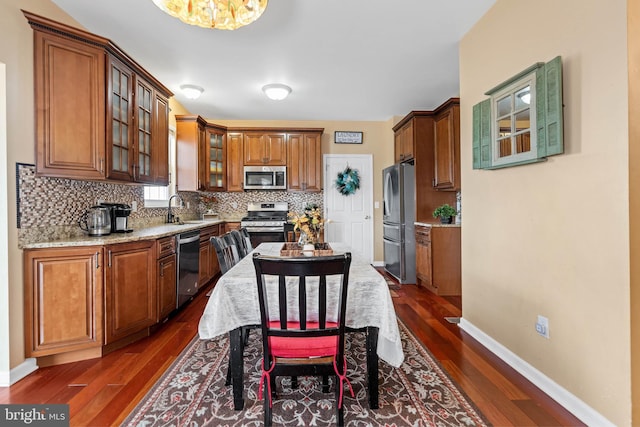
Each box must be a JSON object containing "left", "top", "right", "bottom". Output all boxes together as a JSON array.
[
  {"left": 517, "top": 89, "right": 531, "bottom": 104},
  {"left": 262, "top": 84, "right": 292, "bottom": 101},
  {"left": 151, "top": 0, "right": 268, "bottom": 31},
  {"left": 180, "top": 84, "right": 204, "bottom": 100}
]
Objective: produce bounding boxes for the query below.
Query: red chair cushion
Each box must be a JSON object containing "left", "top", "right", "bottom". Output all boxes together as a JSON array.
[{"left": 268, "top": 321, "right": 339, "bottom": 358}]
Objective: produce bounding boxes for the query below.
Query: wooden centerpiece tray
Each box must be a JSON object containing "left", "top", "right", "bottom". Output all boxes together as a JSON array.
[{"left": 280, "top": 242, "right": 333, "bottom": 257}]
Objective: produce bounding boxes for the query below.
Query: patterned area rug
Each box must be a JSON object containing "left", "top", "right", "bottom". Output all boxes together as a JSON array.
[{"left": 122, "top": 320, "right": 489, "bottom": 426}]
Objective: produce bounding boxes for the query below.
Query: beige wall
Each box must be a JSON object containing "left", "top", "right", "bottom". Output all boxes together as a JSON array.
[
  {"left": 0, "top": 0, "right": 86, "bottom": 370},
  {"left": 628, "top": 1, "right": 640, "bottom": 423},
  {"left": 460, "top": 0, "right": 629, "bottom": 425},
  {"left": 208, "top": 118, "right": 396, "bottom": 262}
]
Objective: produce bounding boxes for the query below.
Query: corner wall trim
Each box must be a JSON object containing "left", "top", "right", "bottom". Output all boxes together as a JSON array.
[
  {"left": 458, "top": 318, "right": 615, "bottom": 427},
  {"left": 0, "top": 358, "right": 38, "bottom": 387}
]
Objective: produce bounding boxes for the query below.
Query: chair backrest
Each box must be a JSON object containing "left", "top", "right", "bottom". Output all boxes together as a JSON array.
[
  {"left": 239, "top": 227, "right": 253, "bottom": 253},
  {"left": 252, "top": 252, "right": 352, "bottom": 359},
  {"left": 230, "top": 229, "right": 250, "bottom": 258},
  {"left": 211, "top": 234, "right": 240, "bottom": 275}
]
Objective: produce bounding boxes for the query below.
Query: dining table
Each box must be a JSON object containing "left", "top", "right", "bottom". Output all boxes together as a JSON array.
[{"left": 198, "top": 242, "right": 404, "bottom": 410}]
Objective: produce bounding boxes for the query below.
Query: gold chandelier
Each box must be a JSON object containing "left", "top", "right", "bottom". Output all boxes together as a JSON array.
[{"left": 152, "top": 0, "right": 268, "bottom": 30}]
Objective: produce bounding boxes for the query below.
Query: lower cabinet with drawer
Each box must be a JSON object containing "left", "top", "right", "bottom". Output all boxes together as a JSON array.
[
  {"left": 415, "top": 224, "right": 461, "bottom": 296},
  {"left": 157, "top": 236, "right": 177, "bottom": 321}
]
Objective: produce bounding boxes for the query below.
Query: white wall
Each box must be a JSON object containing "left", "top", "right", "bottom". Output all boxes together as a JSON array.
[{"left": 460, "top": 0, "right": 629, "bottom": 425}]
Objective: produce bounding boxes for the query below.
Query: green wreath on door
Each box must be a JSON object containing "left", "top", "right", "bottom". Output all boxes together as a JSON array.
[{"left": 335, "top": 166, "right": 360, "bottom": 196}]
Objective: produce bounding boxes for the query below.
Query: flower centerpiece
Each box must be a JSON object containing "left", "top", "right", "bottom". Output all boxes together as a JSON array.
[{"left": 288, "top": 204, "right": 324, "bottom": 245}]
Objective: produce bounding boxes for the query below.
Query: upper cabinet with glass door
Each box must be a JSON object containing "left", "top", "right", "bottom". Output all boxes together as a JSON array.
[
  {"left": 203, "top": 126, "right": 226, "bottom": 191},
  {"left": 473, "top": 56, "right": 563, "bottom": 169},
  {"left": 24, "top": 12, "right": 172, "bottom": 184}
]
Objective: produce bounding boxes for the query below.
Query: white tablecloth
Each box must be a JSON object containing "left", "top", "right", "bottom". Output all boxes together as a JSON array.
[{"left": 198, "top": 242, "right": 404, "bottom": 367}]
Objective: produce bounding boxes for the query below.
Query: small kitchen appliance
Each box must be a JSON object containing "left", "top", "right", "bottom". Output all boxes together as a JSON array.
[
  {"left": 100, "top": 203, "right": 133, "bottom": 233},
  {"left": 243, "top": 166, "right": 286, "bottom": 190},
  {"left": 79, "top": 205, "right": 112, "bottom": 236}
]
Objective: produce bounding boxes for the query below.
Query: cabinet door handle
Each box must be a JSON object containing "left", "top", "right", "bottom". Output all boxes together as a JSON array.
[
  {"left": 160, "top": 262, "right": 164, "bottom": 276},
  {"left": 95, "top": 252, "right": 100, "bottom": 269},
  {"left": 100, "top": 158, "right": 104, "bottom": 174},
  {"left": 108, "top": 250, "right": 112, "bottom": 267}
]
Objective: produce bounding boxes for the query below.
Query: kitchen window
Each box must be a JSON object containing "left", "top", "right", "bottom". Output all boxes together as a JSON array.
[
  {"left": 472, "top": 56, "right": 564, "bottom": 169},
  {"left": 144, "top": 127, "right": 176, "bottom": 207}
]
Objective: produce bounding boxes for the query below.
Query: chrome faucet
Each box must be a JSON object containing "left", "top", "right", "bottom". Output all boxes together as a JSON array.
[{"left": 167, "top": 194, "right": 183, "bottom": 223}]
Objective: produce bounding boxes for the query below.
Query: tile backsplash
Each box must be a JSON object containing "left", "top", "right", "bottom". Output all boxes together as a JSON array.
[{"left": 17, "top": 164, "right": 323, "bottom": 245}]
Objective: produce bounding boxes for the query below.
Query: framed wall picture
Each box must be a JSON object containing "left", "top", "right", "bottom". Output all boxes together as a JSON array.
[{"left": 334, "top": 131, "right": 363, "bottom": 144}]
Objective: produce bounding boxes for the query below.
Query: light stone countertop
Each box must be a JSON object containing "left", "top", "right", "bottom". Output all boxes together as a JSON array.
[
  {"left": 414, "top": 221, "right": 461, "bottom": 228},
  {"left": 22, "top": 219, "right": 227, "bottom": 249}
]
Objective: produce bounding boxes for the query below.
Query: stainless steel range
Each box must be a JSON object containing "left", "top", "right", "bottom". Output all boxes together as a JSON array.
[{"left": 240, "top": 202, "right": 289, "bottom": 247}]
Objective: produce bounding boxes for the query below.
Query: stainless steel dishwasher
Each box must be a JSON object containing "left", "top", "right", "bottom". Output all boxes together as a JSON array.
[{"left": 177, "top": 230, "right": 200, "bottom": 309}]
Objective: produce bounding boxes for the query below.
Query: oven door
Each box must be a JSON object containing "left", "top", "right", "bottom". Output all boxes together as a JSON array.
[{"left": 245, "top": 226, "right": 285, "bottom": 248}]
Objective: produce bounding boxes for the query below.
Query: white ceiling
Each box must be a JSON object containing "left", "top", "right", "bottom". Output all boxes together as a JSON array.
[{"left": 50, "top": 0, "right": 495, "bottom": 121}]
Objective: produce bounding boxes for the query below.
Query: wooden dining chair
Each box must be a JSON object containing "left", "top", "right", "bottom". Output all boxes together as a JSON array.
[
  {"left": 252, "top": 252, "right": 353, "bottom": 426},
  {"left": 230, "top": 228, "right": 253, "bottom": 258},
  {"left": 239, "top": 227, "right": 253, "bottom": 252},
  {"left": 210, "top": 235, "right": 236, "bottom": 274},
  {"left": 211, "top": 234, "right": 253, "bottom": 385}
]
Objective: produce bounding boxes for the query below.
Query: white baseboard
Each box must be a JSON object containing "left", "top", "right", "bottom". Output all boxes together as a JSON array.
[
  {"left": 0, "top": 358, "right": 38, "bottom": 387},
  {"left": 458, "top": 318, "right": 615, "bottom": 427}
]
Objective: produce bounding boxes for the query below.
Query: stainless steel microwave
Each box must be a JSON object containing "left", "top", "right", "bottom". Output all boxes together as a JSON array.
[{"left": 243, "top": 166, "right": 287, "bottom": 190}]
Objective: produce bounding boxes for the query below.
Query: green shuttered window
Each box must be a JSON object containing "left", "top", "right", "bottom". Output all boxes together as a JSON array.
[{"left": 472, "top": 56, "right": 564, "bottom": 170}]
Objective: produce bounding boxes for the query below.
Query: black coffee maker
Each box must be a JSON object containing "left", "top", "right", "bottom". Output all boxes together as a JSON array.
[{"left": 100, "top": 203, "right": 133, "bottom": 233}]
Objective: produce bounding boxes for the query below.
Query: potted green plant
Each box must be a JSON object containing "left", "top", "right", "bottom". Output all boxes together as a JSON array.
[{"left": 432, "top": 204, "right": 457, "bottom": 224}]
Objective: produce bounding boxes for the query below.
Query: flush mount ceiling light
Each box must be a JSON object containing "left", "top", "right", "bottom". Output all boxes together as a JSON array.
[
  {"left": 180, "top": 84, "right": 204, "bottom": 100},
  {"left": 151, "top": 0, "right": 268, "bottom": 30},
  {"left": 262, "top": 84, "right": 292, "bottom": 101}
]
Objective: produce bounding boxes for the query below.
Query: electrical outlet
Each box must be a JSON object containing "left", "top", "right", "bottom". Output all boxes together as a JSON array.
[
  {"left": 131, "top": 201, "right": 137, "bottom": 212},
  {"left": 374, "top": 201, "right": 380, "bottom": 209},
  {"left": 535, "top": 315, "right": 550, "bottom": 339},
  {"left": 186, "top": 202, "right": 190, "bottom": 209}
]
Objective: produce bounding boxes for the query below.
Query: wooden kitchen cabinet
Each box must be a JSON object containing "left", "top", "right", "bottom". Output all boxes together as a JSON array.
[
  {"left": 176, "top": 117, "right": 229, "bottom": 191},
  {"left": 201, "top": 126, "right": 226, "bottom": 190},
  {"left": 199, "top": 225, "right": 221, "bottom": 285},
  {"left": 25, "top": 12, "right": 171, "bottom": 184},
  {"left": 225, "top": 222, "right": 242, "bottom": 233},
  {"left": 243, "top": 132, "right": 287, "bottom": 165},
  {"left": 394, "top": 101, "right": 458, "bottom": 222},
  {"left": 415, "top": 224, "right": 461, "bottom": 296},
  {"left": 157, "top": 236, "right": 177, "bottom": 321},
  {"left": 104, "top": 240, "right": 157, "bottom": 344},
  {"left": 226, "top": 132, "right": 245, "bottom": 192},
  {"left": 29, "top": 18, "right": 106, "bottom": 180},
  {"left": 24, "top": 247, "right": 104, "bottom": 358},
  {"left": 106, "top": 56, "right": 170, "bottom": 185},
  {"left": 394, "top": 120, "right": 415, "bottom": 163},
  {"left": 433, "top": 99, "right": 460, "bottom": 191},
  {"left": 415, "top": 226, "right": 433, "bottom": 291},
  {"left": 287, "top": 132, "right": 323, "bottom": 192},
  {"left": 176, "top": 115, "right": 207, "bottom": 191}
]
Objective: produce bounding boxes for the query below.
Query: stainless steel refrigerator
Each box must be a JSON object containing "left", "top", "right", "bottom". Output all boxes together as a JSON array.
[{"left": 383, "top": 162, "right": 416, "bottom": 284}]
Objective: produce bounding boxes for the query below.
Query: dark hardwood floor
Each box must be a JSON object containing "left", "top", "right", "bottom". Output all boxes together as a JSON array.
[{"left": 0, "top": 271, "right": 584, "bottom": 426}]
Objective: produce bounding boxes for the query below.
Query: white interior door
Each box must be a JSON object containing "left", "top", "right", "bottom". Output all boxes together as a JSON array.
[{"left": 324, "top": 154, "right": 373, "bottom": 263}]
